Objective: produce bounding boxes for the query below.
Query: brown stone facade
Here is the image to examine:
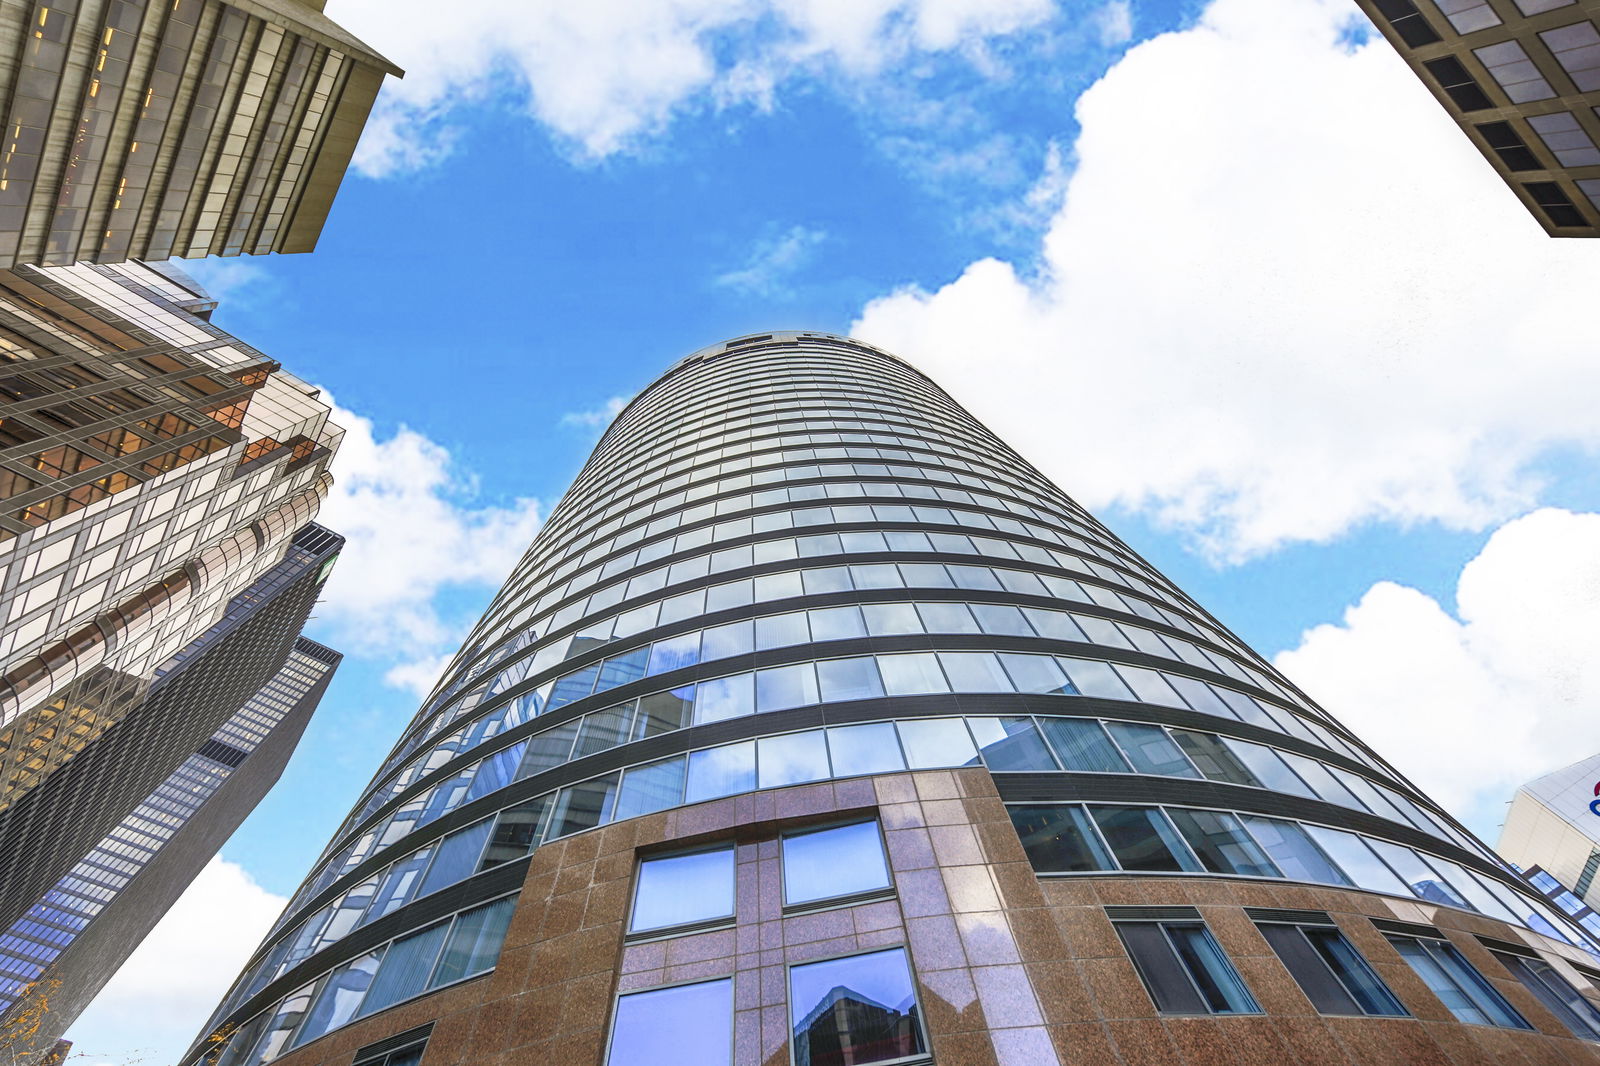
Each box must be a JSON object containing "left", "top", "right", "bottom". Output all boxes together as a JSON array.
[{"left": 266, "top": 768, "right": 1600, "bottom": 1066}]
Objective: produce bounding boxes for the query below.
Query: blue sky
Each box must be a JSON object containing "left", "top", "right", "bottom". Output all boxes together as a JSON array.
[{"left": 65, "top": 0, "right": 1600, "bottom": 1060}]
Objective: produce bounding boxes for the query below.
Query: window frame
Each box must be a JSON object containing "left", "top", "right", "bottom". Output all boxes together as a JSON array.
[
  {"left": 604, "top": 974, "right": 736, "bottom": 1066},
  {"left": 780, "top": 818, "right": 896, "bottom": 913},
  {"left": 1112, "top": 916, "right": 1263, "bottom": 1016},
  {"left": 1386, "top": 933, "right": 1534, "bottom": 1030},
  {"left": 1252, "top": 917, "right": 1408, "bottom": 1017},
  {"left": 627, "top": 843, "right": 739, "bottom": 939},
  {"left": 785, "top": 945, "right": 932, "bottom": 1066}
]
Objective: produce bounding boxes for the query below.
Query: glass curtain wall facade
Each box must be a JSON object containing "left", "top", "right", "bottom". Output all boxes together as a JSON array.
[
  {"left": 192, "top": 333, "right": 1600, "bottom": 1066},
  {"left": 0, "top": 635, "right": 340, "bottom": 1056}
]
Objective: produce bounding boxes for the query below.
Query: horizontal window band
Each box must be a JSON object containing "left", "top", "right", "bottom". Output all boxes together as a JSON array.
[
  {"left": 223, "top": 858, "right": 531, "bottom": 1049},
  {"left": 994, "top": 775, "right": 1519, "bottom": 894},
  {"left": 334, "top": 667, "right": 1384, "bottom": 884}
]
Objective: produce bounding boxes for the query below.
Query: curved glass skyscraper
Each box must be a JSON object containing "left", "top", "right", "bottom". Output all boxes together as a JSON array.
[{"left": 193, "top": 333, "right": 1600, "bottom": 1066}]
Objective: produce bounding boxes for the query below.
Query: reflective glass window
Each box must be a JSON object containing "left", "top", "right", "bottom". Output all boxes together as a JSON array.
[
  {"left": 1262, "top": 921, "right": 1408, "bottom": 1017},
  {"left": 634, "top": 688, "right": 694, "bottom": 738},
  {"left": 1224, "top": 740, "right": 1315, "bottom": 798},
  {"left": 1240, "top": 817, "right": 1349, "bottom": 886},
  {"left": 789, "top": 949, "right": 926, "bottom": 1066},
  {"left": 826, "top": 723, "right": 906, "bottom": 776},
  {"left": 480, "top": 797, "right": 550, "bottom": 870},
  {"left": 686, "top": 741, "right": 756, "bottom": 803},
  {"left": 431, "top": 896, "right": 516, "bottom": 986},
  {"left": 896, "top": 718, "right": 980, "bottom": 768},
  {"left": 816, "top": 656, "right": 885, "bottom": 702},
  {"left": 1116, "top": 921, "right": 1260, "bottom": 1015},
  {"left": 782, "top": 821, "right": 891, "bottom": 905},
  {"left": 631, "top": 847, "right": 735, "bottom": 933},
  {"left": 863, "top": 602, "right": 924, "bottom": 635},
  {"left": 756, "top": 611, "right": 810, "bottom": 649},
  {"left": 1389, "top": 937, "right": 1531, "bottom": 1029},
  {"left": 357, "top": 921, "right": 450, "bottom": 1018},
  {"left": 607, "top": 978, "right": 732, "bottom": 1066},
  {"left": 938, "top": 652, "right": 1014, "bottom": 692},
  {"left": 615, "top": 756, "right": 687, "bottom": 820},
  {"left": 1060, "top": 659, "right": 1134, "bottom": 700},
  {"left": 1170, "top": 730, "right": 1258, "bottom": 786},
  {"left": 701, "top": 620, "right": 754, "bottom": 661},
  {"left": 1303, "top": 827, "right": 1410, "bottom": 897},
  {"left": 419, "top": 820, "right": 493, "bottom": 896},
  {"left": 1167, "top": 809, "right": 1280, "bottom": 877},
  {"left": 967, "top": 716, "right": 1057, "bottom": 771},
  {"left": 548, "top": 776, "right": 618, "bottom": 838},
  {"left": 999, "top": 653, "right": 1074, "bottom": 695},
  {"left": 878, "top": 653, "right": 949, "bottom": 695},
  {"left": 1105, "top": 722, "right": 1199, "bottom": 778},
  {"left": 916, "top": 602, "right": 981, "bottom": 633},
  {"left": 695, "top": 673, "right": 755, "bottom": 724},
  {"left": 1008, "top": 804, "right": 1114, "bottom": 872},
  {"left": 292, "top": 951, "right": 383, "bottom": 1047},
  {"left": 1038, "top": 717, "right": 1129, "bottom": 773},
  {"left": 758, "top": 730, "right": 832, "bottom": 788},
  {"left": 1090, "top": 806, "right": 1202, "bottom": 872},
  {"left": 756, "top": 663, "right": 820, "bottom": 712}
]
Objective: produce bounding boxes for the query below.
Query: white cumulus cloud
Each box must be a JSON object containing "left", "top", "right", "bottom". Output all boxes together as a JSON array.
[
  {"left": 327, "top": 0, "right": 1057, "bottom": 173},
  {"left": 560, "top": 396, "right": 631, "bottom": 430},
  {"left": 1273, "top": 510, "right": 1600, "bottom": 833},
  {"left": 314, "top": 400, "right": 543, "bottom": 658},
  {"left": 64, "top": 858, "right": 287, "bottom": 1066},
  {"left": 853, "top": 0, "right": 1600, "bottom": 561}
]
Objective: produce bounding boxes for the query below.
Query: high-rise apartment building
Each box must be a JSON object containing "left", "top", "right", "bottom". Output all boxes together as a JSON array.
[
  {"left": 0, "top": 0, "right": 401, "bottom": 268},
  {"left": 1356, "top": 0, "right": 1600, "bottom": 236},
  {"left": 0, "top": 525, "right": 342, "bottom": 1057},
  {"left": 191, "top": 334, "right": 1600, "bottom": 1066},
  {"left": 0, "top": 258, "right": 340, "bottom": 815},
  {"left": 0, "top": 259, "right": 343, "bottom": 1059}
]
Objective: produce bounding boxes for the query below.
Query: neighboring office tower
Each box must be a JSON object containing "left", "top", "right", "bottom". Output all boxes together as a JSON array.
[
  {"left": 1499, "top": 753, "right": 1600, "bottom": 942},
  {"left": 0, "top": 519, "right": 342, "bottom": 949},
  {"left": 194, "top": 334, "right": 1600, "bottom": 1066},
  {"left": 1355, "top": 0, "right": 1600, "bottom": 236},
  {"left": 0, "top": 259, "right": 341, "bottom": 818},
  {"left": 0, "top": 0, "right": 402, "bottom": 269},
  {"left": 0, "top": 635, "right": 340, "bottom": 1056}
]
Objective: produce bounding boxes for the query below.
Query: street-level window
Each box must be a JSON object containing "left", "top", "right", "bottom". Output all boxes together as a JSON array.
[
  {"left": 1253, "top": 918, "right": 1407, "bottom": 1016},
  {"left": 1114, "top": 917, "right": 1261, "bottom": 1015},
  {"left": 1387, "top": 935, "right": 1531, "bottom": 1029}
]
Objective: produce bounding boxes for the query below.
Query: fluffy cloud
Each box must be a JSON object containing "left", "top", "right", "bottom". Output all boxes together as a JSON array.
[
  {"left": 314, "top": 401, "right": 543, "bottom": 657},
  {"left": 854, "top": 0, "right": 1600, "bottom": 561},
  {"left": 1274, "top": 510, "right": 1600, "bottom": 832},
  {"left": 327, "top": 0, "right": 1056, "bottom": 172},
  {"left": 64, "top": 858, "right": 287, "bottom": 1066}
]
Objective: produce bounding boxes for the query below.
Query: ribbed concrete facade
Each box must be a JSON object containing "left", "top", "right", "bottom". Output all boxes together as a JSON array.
[
  {"left": 192, "top": 334, "right": 1600, "bottom": 1066},
  {"left": 0, "top": 0, "right": 400, "bottom": 268}
]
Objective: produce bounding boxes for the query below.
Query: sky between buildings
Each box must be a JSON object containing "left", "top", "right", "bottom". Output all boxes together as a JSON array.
[{"left": 64, "top": 0, "right": 1600, "bottom": 1061}]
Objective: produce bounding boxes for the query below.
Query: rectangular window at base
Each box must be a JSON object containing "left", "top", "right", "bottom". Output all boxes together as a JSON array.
[
  {"left": 1114, "top": 918, "right": 1261, "bottom": 1015},
  {"left": 1254, "top": 918, "right": 1407, "bottom": 1016}
]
